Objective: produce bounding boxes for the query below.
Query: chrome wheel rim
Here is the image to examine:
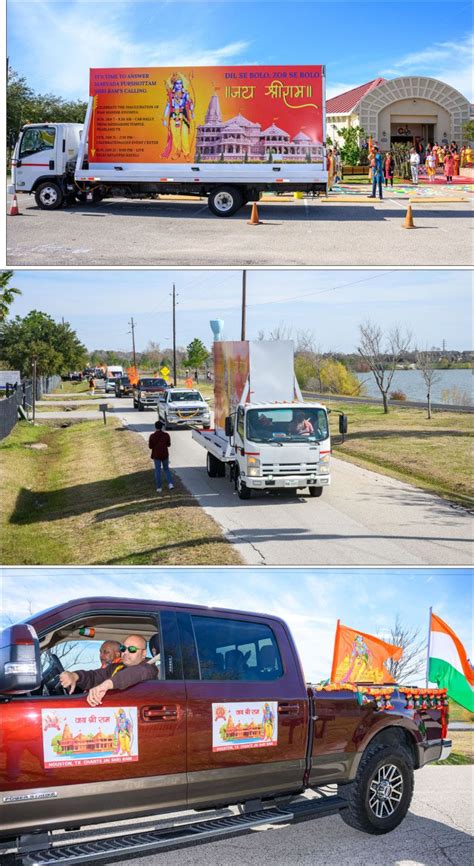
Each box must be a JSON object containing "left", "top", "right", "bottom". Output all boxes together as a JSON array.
[
  {"left": 214, "top": 192, "right": 233, "bottom": 212},
  {"left": 39, "top": 186, "right": 58, "bottom": 205},
  {"left": 368, "top": 763, "right": 403, "bottom": 818}
]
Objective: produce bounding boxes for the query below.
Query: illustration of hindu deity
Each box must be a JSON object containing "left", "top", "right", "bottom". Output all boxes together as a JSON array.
[
  {"left": 340, "top": 635, "right": 370, "bottom": 682},
  {"left": 262, "top": 703, "right": 275, "bottom": 741},
  {"left": 114, "top": 708, "right": 133, "bottom": 756},
  {"left": 162, "top": 72, "right": 195, "bottom": 160}
]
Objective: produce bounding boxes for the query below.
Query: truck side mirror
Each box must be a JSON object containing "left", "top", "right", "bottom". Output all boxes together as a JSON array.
[
  {"left": 339, "top": 414, "right": 348, "bottom": 435},
  {"left": 0, "top": 624, "right": 41, "bottom": 694},
  {"left": 225, "top": 416, "right": 234, "bottom": 437}
]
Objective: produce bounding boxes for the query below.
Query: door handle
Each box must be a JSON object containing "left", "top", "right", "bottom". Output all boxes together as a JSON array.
[
  {"left": 278, "top": 703, "right": 300, "bottom": 716},
  {"left": 49, "top": 160, "right": 55, "bottom": 170},
  {"left": 142, "top": 705, "right": 178, "bottom": 722},
  {"left": 272, "top": 166, "right": 281, "bottom": 171}
]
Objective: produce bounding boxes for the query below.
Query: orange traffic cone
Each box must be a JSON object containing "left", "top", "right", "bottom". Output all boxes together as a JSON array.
[
  {"left": 8, "top": 193, "right": 20, "bottom": 216},
  {"left": 402, "top": 204, "right": 415, "bottom": 229},
  {"left": 247, "top": 202, "right": 261, "bottom": 225}
]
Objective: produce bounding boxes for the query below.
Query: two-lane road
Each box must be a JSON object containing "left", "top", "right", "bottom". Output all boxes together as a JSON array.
[{"left": 112, "top": 401, "right": 472, "bottom": 565}]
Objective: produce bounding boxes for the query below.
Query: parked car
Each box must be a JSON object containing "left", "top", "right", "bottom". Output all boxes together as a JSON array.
[
  {"left": 104, "top": 377, "right": 118, "bottom": 393},
  {"left": 114, "top": 376, "right": 132, "bottom": 397},
  {"left": 158, "top": 388, "right": 211, "bottom": 429},
  {"left": 133, "top": 377, "right": 169, "bottom": 411}
]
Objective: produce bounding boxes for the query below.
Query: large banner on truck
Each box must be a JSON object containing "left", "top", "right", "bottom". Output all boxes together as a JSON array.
[
  {"left": 89, "top": 65, "right": 324, "bottom": 165},
  {"left": 214, "top": 341, "right": 249, "bottom": 433}
]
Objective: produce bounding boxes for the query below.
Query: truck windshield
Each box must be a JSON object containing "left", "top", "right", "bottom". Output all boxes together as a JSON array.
[
  {"left": 140, "top": 379, "right": 166, "bottom": 388},
  {"left": 19, "top": 127, "right": 56, "bottom": 158},
  {"left": 246, "top": 407, "right": 329, "bottom": 443},
  {"left": 169, "top": 391, "right": 202, "bottom": 402}
]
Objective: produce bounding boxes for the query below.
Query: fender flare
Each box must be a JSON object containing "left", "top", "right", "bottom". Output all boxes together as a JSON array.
[{"left": 348, "top": 721, "right": 420, "bottom": 781}]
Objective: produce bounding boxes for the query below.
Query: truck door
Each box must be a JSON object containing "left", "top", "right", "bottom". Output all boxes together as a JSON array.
[
  {"left": 14, "top": 125, "right": 59, "bottom": 193},
  {"left": 179, "top": 611, "right": 308, "bottom": 809},
  {"left": 0, "top": 610, "right": 186, "bottom": 834}
]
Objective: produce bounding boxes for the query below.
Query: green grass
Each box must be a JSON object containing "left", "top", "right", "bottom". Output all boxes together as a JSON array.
[
  {"left": 51, "top": 380, "right": 90, "bottom": 394},
  {"left": 435, "top": 752, "right": 472, "bottom": 765},
  {"left": 1, "top": 419, "right": 242, "bottom": 566},
  {"left": 330, "top": 403, "right": 473, "bottom": 505}
]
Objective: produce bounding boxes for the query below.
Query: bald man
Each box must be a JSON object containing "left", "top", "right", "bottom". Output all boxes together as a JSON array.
[
  {"left": 60, "top": 635, "right": 157, "bottom": 707},
  {"left": 99, "top": 640, "right": 121, "bottom": 668}
]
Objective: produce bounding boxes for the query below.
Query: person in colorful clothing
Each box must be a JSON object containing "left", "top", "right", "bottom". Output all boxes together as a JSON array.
[
  {"left": 368, "top": 146, "right": 384, "bottom": 199},
  {"left": 425, "top": 150, "right": 436, "bottom": 182},
  {"left": 384, "top": 151, "right": 395, "bottom": 188},
  {"left": 444, "top": 152, "right": 455, "bottom": 184}
]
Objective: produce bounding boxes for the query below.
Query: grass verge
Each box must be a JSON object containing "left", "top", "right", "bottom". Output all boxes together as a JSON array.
[
  {"left": 51, "top": 380, "right": 90, "bottom": 394},
  {"left": 435, "top": 731, "right": 473, "bottom": 764},
  {"left": 1, "top": 419, "right": 242, "bottom": 565},
  {"left": 330, "top": 403, "right": 473, "bottom": 506}
]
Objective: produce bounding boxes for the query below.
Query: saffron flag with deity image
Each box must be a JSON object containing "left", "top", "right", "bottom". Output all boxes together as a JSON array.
[{"left": 331, "top": 621, "right": 403, "bottom": 685}]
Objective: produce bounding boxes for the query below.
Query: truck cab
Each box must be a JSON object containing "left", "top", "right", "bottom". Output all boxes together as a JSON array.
[{"left": 11, "top": 123, "right": 83, "bottom": 209}]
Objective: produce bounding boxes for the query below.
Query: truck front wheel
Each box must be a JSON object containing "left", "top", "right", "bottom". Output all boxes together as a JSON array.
[
  {"left": 35, "top": 181, "right": 64, "bottom": 210},
  {"left": 208, "top": 187, "right": 243, "bottom": 217},
  {"left": 308, "top": 486, "right": 323, "bottom": 497},
  {"left": 338, "top": 743, "right": 414, "bottom": 835},
  {"left": 235, "top": 470, "right": 251, "bottom": 500}
]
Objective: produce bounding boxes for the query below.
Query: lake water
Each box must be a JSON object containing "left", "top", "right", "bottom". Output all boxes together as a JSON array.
[{"left": 355, "top": 369, "right": 473, "bottom": 405}]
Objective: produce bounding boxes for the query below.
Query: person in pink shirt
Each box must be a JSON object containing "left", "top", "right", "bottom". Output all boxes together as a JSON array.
[{"left": 444, "top": 153, "right": 455, "bottom": 184}]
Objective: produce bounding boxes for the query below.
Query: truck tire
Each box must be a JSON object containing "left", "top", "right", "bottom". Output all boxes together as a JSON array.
[
  {"left": 235, "top": 470, "right": 251, "bottom": 500},
  {"left": 35, "top": 181, "right": 64, "bottom": 210},
  {"left": 308, "top": 486, "right": 323, "bottom": 497},
  {"left": 338, "top": 743, "right": 414, "bottom": 835},
  {"left": 208, "top": 187, "right": 243, "bottom": 217},
  {"left": 207, "top": 452, "right": 221, "bottom": 478},
  {"left": 138, "top": 401, "right": 144, "bottom": 412}
]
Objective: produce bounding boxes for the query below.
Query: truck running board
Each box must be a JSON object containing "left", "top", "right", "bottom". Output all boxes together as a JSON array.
[{"left": 23, "top": 796, "right": 347, "bottom": 865}]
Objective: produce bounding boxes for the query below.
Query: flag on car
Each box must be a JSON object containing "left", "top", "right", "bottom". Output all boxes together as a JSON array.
[
  {"left": 331, "top": 621, "right": 402, "bottom": 684},
  {"left": 428, "top": 612, "right": 474, "bottom": 712}
]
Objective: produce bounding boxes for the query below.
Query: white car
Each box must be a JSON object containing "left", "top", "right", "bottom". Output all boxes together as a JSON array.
[{"left": 158, "top": 388, "right": 211, "bottom": 429}]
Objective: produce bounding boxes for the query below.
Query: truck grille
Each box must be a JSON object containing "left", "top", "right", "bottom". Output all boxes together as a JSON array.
[{"left": 262, "top": 462, "right": 319, "bottom": 476}]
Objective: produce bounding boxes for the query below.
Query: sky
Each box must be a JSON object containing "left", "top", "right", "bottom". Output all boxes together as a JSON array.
[
  {"left": 1, "top": 567, "right": 472, "bottom": 682},
  {"left": 7, "top": 269, "right": 473, "bottom": 353},
  {"left": 7, "top": 1, "right": 474, "bottom": 102}
]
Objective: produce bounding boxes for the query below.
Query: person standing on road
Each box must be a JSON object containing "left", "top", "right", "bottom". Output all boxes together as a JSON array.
[
  {"left": 425, "top": 150, "right": 436, "bottom": 182},
  {"left": 409, "top": 148, "right": 420, "bottom": 184},
  {"left": 368, "top": 146, "right": 383, "bottom": 200},
  {"left": 444, "top": 152, "right": 455, "bottom": 184},
  {"left": 148, "top": 420, "right": 174, "bottom": 493},
  {"left": 384, "top": 151, "right": 394, "bottom": 188},
  {"left": 88, "top": 376, "right": 95, "bottom": 396}
]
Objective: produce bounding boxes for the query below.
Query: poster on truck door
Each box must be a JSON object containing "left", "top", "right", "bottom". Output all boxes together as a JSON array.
[
  {"left": 212, "top": 702, "right": 278, "bottom": 751},
  {"left": 41, "top": 707, "right": 138, "bottom": 768},
  {"left": 89, "top": 65, "right": 324, "bottom": 165}
]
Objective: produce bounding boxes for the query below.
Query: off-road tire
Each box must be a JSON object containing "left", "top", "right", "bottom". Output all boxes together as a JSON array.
[
  {"left": 308, "top": 486, "right": 323, "bottom": 497},
  {"left": 207, "top": 452, "right": 221, "bottom": 478},
  {"left": 338, "top": 742, "right": 414, "bottom": 835},
  {"left": 35, "top": 181, "right": 64, "bottom": 210},
  {"left": 208, "top": 186, "right": 243, "bottom": 217},
  {"left": 138, "top": 401, "right": 144, "bottom": 412}
]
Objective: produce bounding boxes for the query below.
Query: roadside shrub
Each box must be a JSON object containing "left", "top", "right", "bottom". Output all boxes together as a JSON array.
[{"left": 390, "top": 390, "right": 407, "bottom": 401}]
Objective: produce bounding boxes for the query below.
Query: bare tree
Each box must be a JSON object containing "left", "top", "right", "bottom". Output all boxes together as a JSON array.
[
  {"left": 268, "top": 322, "right": 293, "bottom": 341},
  {"left": 384, "top": 615, "right": 427, "bottom": 684},
  {"left": 416, "top": 349, "right": 442, "bottom": 419},
  {"left": 358, "top": 321, "right": 412, "bottom": 413}
]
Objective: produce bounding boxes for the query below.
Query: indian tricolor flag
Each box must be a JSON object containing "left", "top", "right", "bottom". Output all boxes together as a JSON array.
[{"left": 428, "top": 612, "right": 474, "bottom": 712}]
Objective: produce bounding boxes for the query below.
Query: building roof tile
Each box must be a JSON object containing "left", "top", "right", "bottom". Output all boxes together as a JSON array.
[{"left": 326, "top": 78, "right": 386, "bottom": 114}]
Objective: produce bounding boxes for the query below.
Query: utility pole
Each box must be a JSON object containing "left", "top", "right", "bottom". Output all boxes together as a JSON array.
[
  {"left": 241, "top": 269, "right": 247, "bottom": 340},
  {"left": 172, "top": 283, "right": 177, "bottom": 386},
  {"left": 129, "top": 317, "right": 137, "bottom": 367}
]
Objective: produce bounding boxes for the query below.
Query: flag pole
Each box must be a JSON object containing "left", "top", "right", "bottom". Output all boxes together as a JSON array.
[
  {"left": 425, "top": 607, "right": 432, "bottom": 688},
  {"left": 330, "top": 619, "right": 340, "bottom": 683}
]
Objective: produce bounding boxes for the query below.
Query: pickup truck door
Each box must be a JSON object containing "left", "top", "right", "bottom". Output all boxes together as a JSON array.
[
  {"left": 178, "top": 612, "right": 308, "bottom": 809},
  {"left": 0, "top": 611, "right": 186, "bottom": 834},
  {"left": 14, "top": 125, "right": 60, "bottom": 193}
]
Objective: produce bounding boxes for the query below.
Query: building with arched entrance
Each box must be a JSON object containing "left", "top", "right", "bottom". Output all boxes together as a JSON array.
[{"left": 326, "top": 76, "right": 471, "bottom": 149}]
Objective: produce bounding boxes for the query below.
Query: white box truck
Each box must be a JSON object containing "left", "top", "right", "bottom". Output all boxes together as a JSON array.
[
  {"left": 192, "top": 339, "right": 347, "bottom": 499},
  {"left": 11, "top": 64, "right": 327, "bottom": 216}
]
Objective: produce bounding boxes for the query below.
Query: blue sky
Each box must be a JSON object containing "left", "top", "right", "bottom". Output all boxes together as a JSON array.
[
  {"left": 7, "top": 1, "right": 474, "bottom": 102},
  {"left": 7, "top": 269, "right": 473, "bottom": 353},
  {"left": 1, "top": 568, "right": 472, "bottom": 682}
]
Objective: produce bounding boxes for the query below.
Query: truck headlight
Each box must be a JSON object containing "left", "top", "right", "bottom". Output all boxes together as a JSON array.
[
  {"left": 247, "top": 456, "right": 261, "bottom": 477},
  {"left": 318, "top": 453, "right": 330, "bottom": 475}
]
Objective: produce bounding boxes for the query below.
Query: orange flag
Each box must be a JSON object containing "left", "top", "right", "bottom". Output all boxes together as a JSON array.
[
  {"left": 331, "top": 621, "right": 402, "bottom": 685},
  {"left": 127, "top": 366, "right": 139, "bottom": 385}
]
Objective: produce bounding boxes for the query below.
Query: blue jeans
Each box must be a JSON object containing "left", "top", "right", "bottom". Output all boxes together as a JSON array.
[
  {"left": 154, "top": 458, "right": 172, "bottom": 488},
  {"left": 372, "top": 176, "right": 383, "bottom": 198}
]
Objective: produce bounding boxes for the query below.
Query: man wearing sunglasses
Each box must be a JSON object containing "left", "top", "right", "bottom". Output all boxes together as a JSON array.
[{"left": 59, "top": 635, "right": 158, "bottom": 707}]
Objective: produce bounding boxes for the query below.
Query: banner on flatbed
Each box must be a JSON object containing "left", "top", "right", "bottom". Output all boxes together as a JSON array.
[{"left": 89, "top": 65, "right": 324, "bottom": 164}]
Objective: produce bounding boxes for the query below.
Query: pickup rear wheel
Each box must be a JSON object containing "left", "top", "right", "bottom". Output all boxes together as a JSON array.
[
  {"left": 308, "top": 486, "right": 323, "bottom": 497},
  {"left": 35, "top": 181, "right": 64, "bottom": 210},
  {"left": 208, "top": 187, "right": 243, "bottom": 217},
  {"left": 338, "top": 743, "right": 414, "bottom": 834}
]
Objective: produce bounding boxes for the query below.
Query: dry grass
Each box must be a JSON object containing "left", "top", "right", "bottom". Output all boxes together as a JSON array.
[
  {"left": 437, "top": 730, "right": 473, "bottom": 764},
  {"left": 330, "top": 403, "right": 473, "bottom": 505},
  {"left": 1, "top": 419, "right": 242, "bottom": 566}
]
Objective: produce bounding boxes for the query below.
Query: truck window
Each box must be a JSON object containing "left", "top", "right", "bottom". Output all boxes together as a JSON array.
[
  {"left": 237, "top": 406, "right": 245, "bottom": 440},
  {"left": 246, "top": 407, "right": 329, "bottom": 443},
  {"left": 190, "top": 615, "right": 283, "bottom": 681},
  {"left": 19, "top": 127, "right": 56, "bottom": 158}
]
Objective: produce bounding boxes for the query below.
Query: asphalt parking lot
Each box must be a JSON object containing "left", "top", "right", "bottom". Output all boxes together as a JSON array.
[{"left": 6, "top": 194, "right": 473, "bottom": 266}]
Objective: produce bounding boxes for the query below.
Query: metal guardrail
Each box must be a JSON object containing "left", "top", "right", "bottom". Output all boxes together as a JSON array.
[{"left": 302, "top": 390, "right": 474, "bottom": 414}]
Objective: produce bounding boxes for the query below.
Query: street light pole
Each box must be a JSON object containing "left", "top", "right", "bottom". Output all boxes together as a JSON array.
[
  {"left": 172, "top": 283, "right": 177, "bottom": 386},
  {"left": 241, "top": 269, "right": 246, "bottom": 340}
]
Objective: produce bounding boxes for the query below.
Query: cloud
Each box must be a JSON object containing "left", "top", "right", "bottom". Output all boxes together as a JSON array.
[{"left": 380, "top": 32, "right": 474, "bottom": 100}]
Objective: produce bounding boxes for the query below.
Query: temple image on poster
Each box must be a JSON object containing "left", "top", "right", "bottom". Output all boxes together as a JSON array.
[{"left": 195, "top": 93, "right": 324, "bottom": 163}]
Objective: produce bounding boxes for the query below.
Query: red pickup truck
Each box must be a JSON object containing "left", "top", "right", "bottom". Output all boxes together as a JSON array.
[{"left": 0, "top": 597, "right": 451, "bottom": 864}]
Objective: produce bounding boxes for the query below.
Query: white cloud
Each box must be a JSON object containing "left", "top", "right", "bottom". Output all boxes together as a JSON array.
[{"left": 380, "top": 32, "right": 474, "bottom": 100}]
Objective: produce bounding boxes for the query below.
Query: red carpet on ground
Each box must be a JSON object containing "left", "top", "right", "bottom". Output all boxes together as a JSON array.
[{"left": 418, "top": 174, "right": 473, "bottom": 185}]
